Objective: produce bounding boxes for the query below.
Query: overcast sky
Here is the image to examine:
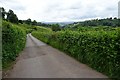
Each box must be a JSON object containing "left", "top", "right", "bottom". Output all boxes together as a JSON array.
[{"left": 0, "top": 0, "right": 119, "bottom": 22}]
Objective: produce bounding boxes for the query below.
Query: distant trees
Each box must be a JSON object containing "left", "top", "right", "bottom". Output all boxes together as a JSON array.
[
  {"left": 51, "top": 24, "right": 61, "bottom": 31},
  {"left": 25, "top": 18, "right": 32, "bottom": 25},
  {"left": 37, "top": 22, "right": 54, "bottom": 27},
  {"left": 32, "top": 20, "right": 37, "bottom": 25},
  {"left": 7, "top": 9, "right": 19, "bottom": 24},
  {"left": 1, "top": 7, "right": 120, "bottom": 27},
  {"left": 0, "top": 7, "right": 6, "bottom": 19},
  {"left": 78, "top": 18, "right": 120, "bottom": 27},
  {"left": 23, "top": 19, "right": 38, "bottom": 26},
  {"left": 1, "top": 7, "right": 19, "bottom": 24},
  {"left": 1, "top": 7, "right": 38, "bottom": 25},
  {"left": 18, "top": 20, "right": 23, "bottom": 24},
  {"left": 117, "top": 19, "right": 120, "bottom": 26}
]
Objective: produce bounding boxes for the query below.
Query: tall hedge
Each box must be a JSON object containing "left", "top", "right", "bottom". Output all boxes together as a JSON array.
[
  {"left": 32, "top": 27, "right": 120, "bottom": 79},
  {"left": 2, "top": 21, "right": 26, "bottom": 69}
]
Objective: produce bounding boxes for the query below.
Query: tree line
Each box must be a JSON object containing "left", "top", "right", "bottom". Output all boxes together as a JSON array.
[
  {"left": 1, "top": 7, "right": 119, "bottom": 31},
  {"left": 0, "top": 7, "right": 61, "bottom": 31},
  {"left": 73, "top": 18, "right": 120, "bottom": 27},
  {"left": 0, "top": 7, "right": 38, "bottom": 26}
]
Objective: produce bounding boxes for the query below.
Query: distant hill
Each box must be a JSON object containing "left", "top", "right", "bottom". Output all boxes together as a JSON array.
[{"left": 41, "top": 22, "right": 74, "bottom": 26}]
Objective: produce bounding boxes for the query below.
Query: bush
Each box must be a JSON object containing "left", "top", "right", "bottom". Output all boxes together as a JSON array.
[
  {"left": 51, "top": 24, "right": 61, "bottom": 32},
  {"left": 2, "top": 21, "right": 26, "bottom": 69},
  {"left": 32, "top": 26, "right": 120, "bottom": 79}
]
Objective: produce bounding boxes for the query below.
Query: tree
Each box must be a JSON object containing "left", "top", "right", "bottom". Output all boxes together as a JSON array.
[
  {"left": 114, "top": 17, "right": 117, "bottom": 19},
  {"left": 0, "top": 7, "right": 6, "bottom": 19},
  {"left": 19, "top": 20, "right": 23, "bottom": 24},
  {"left": 51, "top": 24, "right": 61, "bottom": 32},
  {"left": 32, "top": 20, "right": 37, "bottom": 25},
  {"left": 7, "top": 9, "right": 19, "bottom": 24},
  {"left": 25, "top": 18, "right": 32, "bottom": 25}
]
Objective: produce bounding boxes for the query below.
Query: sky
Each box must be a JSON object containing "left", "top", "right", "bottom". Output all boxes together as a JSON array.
[
  {"left": 0, "top": 0, "right": 119, "bottom": 22},
  {"left": 119, "top": 1, "right": 120, "bottom": 18}
]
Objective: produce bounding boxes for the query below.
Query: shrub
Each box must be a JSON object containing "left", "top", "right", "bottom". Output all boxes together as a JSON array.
[
  {"left": 51, "top": 24, "right": 61, "bottom": 32},
  {"left": 32, "top": 26, "right": 120, "bottom": 79},
  {"left": 2, "top": 21, "right": 26, "bottom": 69}
]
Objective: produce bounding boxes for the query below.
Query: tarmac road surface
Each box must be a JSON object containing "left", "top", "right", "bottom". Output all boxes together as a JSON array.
[{"left": 4, "top": 34, "right": 107, "bottom": 78}]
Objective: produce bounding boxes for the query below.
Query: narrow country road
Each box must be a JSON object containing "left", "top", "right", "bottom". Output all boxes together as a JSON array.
[{"left": 5, "top": 34, "right": 107, "bottom": 78}]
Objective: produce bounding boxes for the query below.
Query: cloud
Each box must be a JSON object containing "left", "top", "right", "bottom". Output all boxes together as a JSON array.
[
  {"left": 0, "top": 0, "right": 25, "bottom": 10},
  {"left": 0, "top": 0, "right": 119, "bottom": 22}
]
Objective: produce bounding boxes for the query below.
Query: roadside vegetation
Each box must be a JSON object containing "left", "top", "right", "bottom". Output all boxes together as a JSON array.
[
  {"left": 1, "top": 7, "right": 120, "bottom": 79},
  {"left": 2, "top": 21, "right": 26, "bottom": 69},
  {"left": 1, "top": 7, "right": 37, "bottom": 69},
  {"left": 32, "top": 26, "right": 120, "bottom": 79}
]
